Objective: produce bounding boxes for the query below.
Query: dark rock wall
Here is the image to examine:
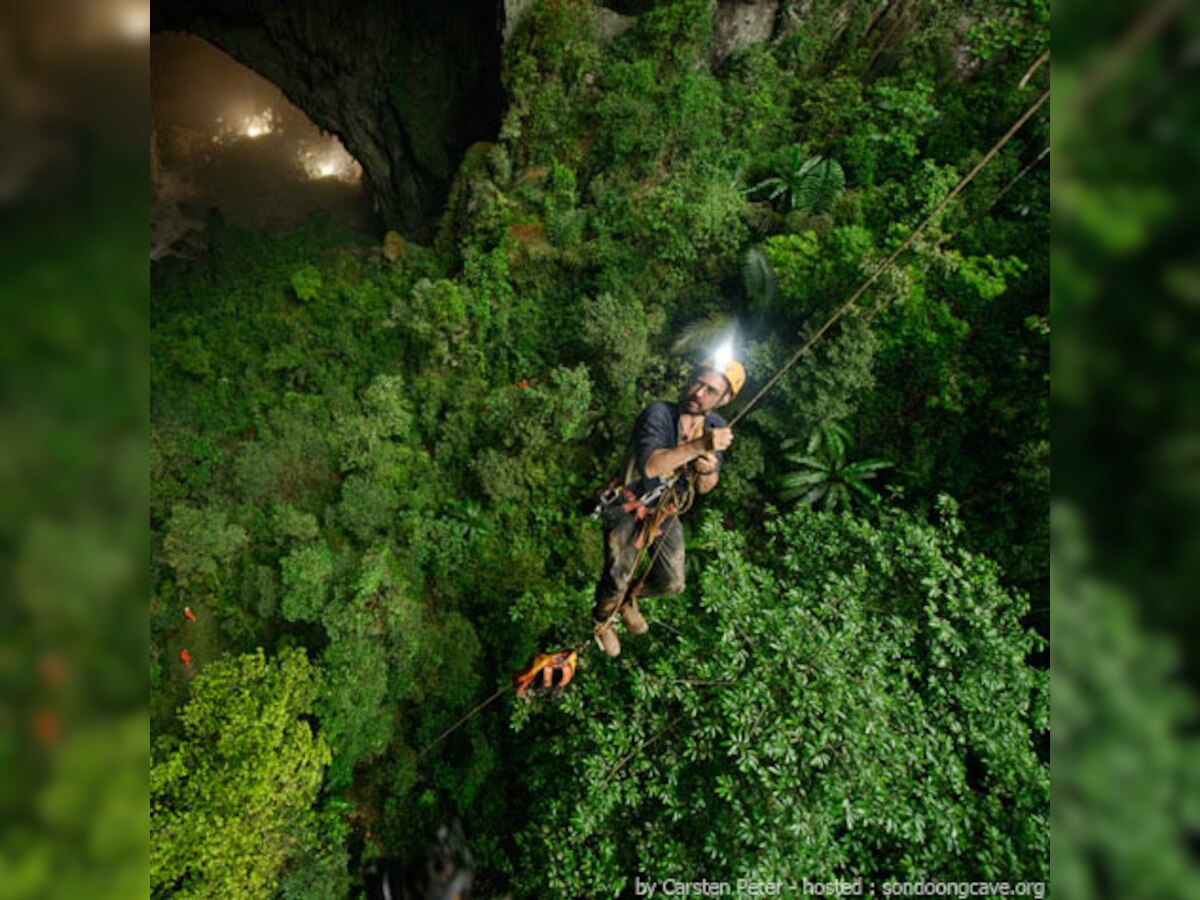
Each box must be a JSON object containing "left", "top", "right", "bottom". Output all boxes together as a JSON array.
[
  {"left": 711, "top": 0, "right": 780, "bottom": 68},
  {"left": 152, "top": 0, "right": 504, "bottom": 233}
]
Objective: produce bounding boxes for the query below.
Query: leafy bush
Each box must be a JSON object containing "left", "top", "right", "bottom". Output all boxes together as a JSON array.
[
  {"left": 290, "top": 264, "right": 323, "bottom": 301},
  {"left": 162, "top": 503, "right": 247, "bottom": 591},
  {"left": 509, "top": 507, "right": 1048, "bottom": 892},
  {"left": 750, "top": 146, "right": 846, "bottom": 214},
  {"left": 580, "top": 292, "right": 650, "bottom": 393},
  {"left": 151, "top": 647, "right": 330, "bottom": 898},
  {"left": 280, "top": 542, "right": 336, "bottom": 622}
]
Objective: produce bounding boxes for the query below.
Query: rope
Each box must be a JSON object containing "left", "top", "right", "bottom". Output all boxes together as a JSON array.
[
  {"left": 413, "top": 89, "right": 1049, "bottom": 760},
  {"left": 727, "top": 86, "right": 1050, "bottom": 429},
  {"left": 963, "top": 144, "right": 1050, "bottom": 232},
  {"left": 578, "top": 471, "right": 696, "bottom": 655},
  {"left": 414, "top": 474, "right": 696, "bottom": 759},
  {"left": 416, "top": 683, "right": 510, "bottom": 760}
]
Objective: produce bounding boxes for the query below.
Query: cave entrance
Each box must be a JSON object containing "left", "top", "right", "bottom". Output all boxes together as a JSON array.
[{"left": 151, "top": 33, "right": 381, "bottom": 259}]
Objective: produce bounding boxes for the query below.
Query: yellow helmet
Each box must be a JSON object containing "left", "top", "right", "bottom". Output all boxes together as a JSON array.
[{"left": 698, "top": 358, "right": 745, "bottom": 402}]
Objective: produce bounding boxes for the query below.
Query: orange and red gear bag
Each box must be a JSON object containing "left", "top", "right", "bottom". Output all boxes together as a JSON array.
[{"left": 512, "top": 649, "right": 578, "bottom": 697}]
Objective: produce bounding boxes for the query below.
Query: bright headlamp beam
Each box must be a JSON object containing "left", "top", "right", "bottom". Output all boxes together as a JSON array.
[{"left": 711, "top": 338, "right": 734, "bottom": 371}]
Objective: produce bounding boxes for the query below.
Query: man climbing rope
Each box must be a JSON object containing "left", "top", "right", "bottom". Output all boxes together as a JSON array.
[{"left": 592, "top": 358, "right": 743, "bottom": 657}]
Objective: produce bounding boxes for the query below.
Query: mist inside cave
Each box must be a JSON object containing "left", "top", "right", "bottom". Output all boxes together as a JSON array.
[{"left": 151, "top": 33, "right": 380, "bottom": 260}]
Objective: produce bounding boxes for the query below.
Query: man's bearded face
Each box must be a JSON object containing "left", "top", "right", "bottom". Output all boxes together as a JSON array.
[{"left": 682, "top": 370, "right": 729, "bottom": 414}]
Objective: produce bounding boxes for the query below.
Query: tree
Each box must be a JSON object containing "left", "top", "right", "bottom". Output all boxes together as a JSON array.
[
  {"left": 508, "top": 505, "right": 1047, "bottom": 893},
  {"left": 151, "top": 647, "right": 330, "bottom": 898}
]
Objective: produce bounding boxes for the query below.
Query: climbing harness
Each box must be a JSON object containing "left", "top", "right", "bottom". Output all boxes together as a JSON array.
[
  {"left": 511, "top": 471, "right": 697, "bottom": 703},
  {"left": 415, "top": 85, "right": 1051, "bottom": 756},
  {"left": 585, "top": 477, "right": 672, "bottom": 521},
  {"left": 589, "top": 472, "right": 696, "bottom": 650}
]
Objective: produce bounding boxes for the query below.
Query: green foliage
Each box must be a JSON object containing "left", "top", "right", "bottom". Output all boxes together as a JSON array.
[
  {"left": 388, "top": 278, "right": 476, "bottom": 370},
  {"left": 509, "top": 508, "right": 1047, "bottom": 891},
  {"left": 290, "top": 264, "right": 323, "bottom": 301},
  {"left": 280, "top": 542, "right": 336, "bottom": 622},
  {"left": 641, "top": 168, "right": 748, "bottom": 278},
  {"left": 318, "top": 627, "right": 393, "bottom": 789},
  {"left": 720, "top": 44, "right": 793, "bottom": 161},
  {"left": 542, "top": 161, "right": 585, "bottom": 247},
  {"left": 151, "top": 647, "right": 329, "bottom": 898},
  {"left": 338, "top": 473, "right": 400, "bottom": 541},
  {"left": 436, "top": 143, "right": 515, "bottom": 253},
  {"left": 762, "top": 227, "right": 875, "bottom": 315},
  {"left": 0, "top": 716, "right": 149, "bottom": 899},
  {"left": 174, "top": 335, "right": 212, "bottom": 378},
  {"left": 842, "top": 79, "right": 940, "bottom": 189},
  {"left": 580, "top": 292, "right": 649, "bottom": 392},
  {"left": 151, "top": 1, "right": 1050, "bottom": 892},
  {"left": 276, "top": 829, "right": 351, "bottom": 900},
  {"left": 780, "top": 422, "right": 892, "bottom": 509},
  {"left": 965, "top": 0, "right": 1050, "bottom": 62},
  {"left": 270, "top": 502, "right": 319, "bottom": 542},
  {"left": 162, "top": 503, "right": 247, "bottom": 591},
  {"left": 749, "top": 146, "right": 846, "bottom": 214},
  {"left": 1051, "top": 508, "right": 1200, "bottom": 900},
  {"left": 500, "top": 0, "right": 600, "bottom": 168}
]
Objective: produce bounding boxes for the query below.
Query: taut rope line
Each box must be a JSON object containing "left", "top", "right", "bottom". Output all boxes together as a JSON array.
[{"left": 414, "top": 86, "right": 1050, "bottom": 758}]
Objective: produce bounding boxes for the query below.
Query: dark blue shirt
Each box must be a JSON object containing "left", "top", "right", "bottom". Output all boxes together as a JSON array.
[{"left": 623, "top": 401, "right": 726, "bottom": 503}]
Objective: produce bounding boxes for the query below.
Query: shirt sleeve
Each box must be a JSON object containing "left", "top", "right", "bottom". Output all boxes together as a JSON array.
[{"left": 633, "top": 403, "right": 678, "bottom": 479}]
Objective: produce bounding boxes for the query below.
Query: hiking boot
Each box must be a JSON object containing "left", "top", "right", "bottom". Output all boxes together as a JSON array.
[
  {"left": 595, "top": 622, "right": 621, "bottom": 657},
  {"left": 620, "top": 598, "right": 648, "bottom": 635}
]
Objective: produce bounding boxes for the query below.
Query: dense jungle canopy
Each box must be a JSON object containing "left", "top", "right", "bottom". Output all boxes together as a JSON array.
[{"left": 150, "top": 0, "right": 1049, "bottom": 895}]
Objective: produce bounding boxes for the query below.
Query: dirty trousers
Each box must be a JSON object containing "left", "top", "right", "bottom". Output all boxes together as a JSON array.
[{"left": 591, "top": 503, "right": 686, "bottom": 623}]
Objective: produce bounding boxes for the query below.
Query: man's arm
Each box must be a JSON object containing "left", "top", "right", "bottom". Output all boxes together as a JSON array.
[
  {"left": 644, "top": 428, "right": 733, "bottom": 480},
  {"left": 692, "top": 452, "right": 720, "bottom": 494}
]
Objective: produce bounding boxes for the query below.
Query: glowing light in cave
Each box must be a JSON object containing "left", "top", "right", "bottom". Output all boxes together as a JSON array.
[
  {"left": 117, "top": 4, "right": 150, "bottom": 41},
  {"left": 209, "top": 108, "right": 278, "bottom": 144},
  {"left": 240, "top": 110, "right": 274, "bottom": 139},
  {"left": 299, "top": 143, "right": 362, "bottom": 182}
]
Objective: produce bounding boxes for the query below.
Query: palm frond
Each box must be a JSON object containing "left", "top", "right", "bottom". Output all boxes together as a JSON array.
[
  {"left": 790, "top": 156, "right": 846, "bottom": 214},
  {"left": 805, "top": 428, "right": 821, "bottom": 455},
  {"left": 745, "top": 176, "right": 783, "bottom": 197},
  {"left": 841, "top": 460, "right": 892, "bottom": 479},
  {"left": 781, "top": 455, "right": 829, "bottom": 471},
  {"left": 741, "top": 246, "right": 778, "bottom": 309},
  {"left": 780, "top": 472, "right": 832, "bottom": 493},
  {"left": 781, "top": 422, "right": 891, "bottom": 512},
  {"left": 809, "top": 422, "right": 849, "bottom": 461},
  {"left": 823, "top": 482, "right": 849, "bottom": 510},
  {"left": 845, "top": 478, "right": 883, "bottom": 503},
  {"left": 794, "top": 484, "right": 828, "bottom": 506}
]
